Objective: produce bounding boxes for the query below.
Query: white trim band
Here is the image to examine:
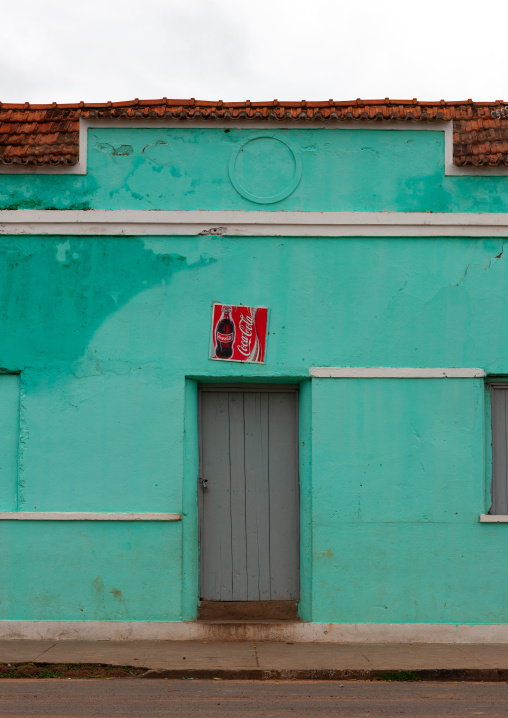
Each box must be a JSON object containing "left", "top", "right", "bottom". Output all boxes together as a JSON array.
[
  {"left": 310, "top": 367, "right": 486, "bottom": 378},
  {"left": 0, "top": 512, "right": 182, "bottom": 521},
  {"left": 2, "top": 210, "right": 508, "bottom": 237},
  {"left": 480, "top": 515, "right": 508, "bottom": 522},
  {"left": 1, "top": 620, "right": 507, "bottom": 643}
]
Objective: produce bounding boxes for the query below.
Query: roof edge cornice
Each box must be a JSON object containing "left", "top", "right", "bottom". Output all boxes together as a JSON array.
[{"left": 0, "top": 98, "right": 507, "bottom": 168}]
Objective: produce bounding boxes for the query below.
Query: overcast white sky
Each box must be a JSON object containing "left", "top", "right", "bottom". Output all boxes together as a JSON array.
[{"left": 1, "top": 0, "right": 506, "bottom": 104}]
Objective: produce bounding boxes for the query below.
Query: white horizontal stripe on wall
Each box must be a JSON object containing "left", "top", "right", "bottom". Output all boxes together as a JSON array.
[
  {"left": 310, "top": 367, "right": 486, "bottom": 378},
  {"left": 0, "top": 512, "right": 182, "bottom": 521},
  {"left": 480, "top": 515, "right": 508, "bottom": 522},
  {"left": 1, "top": 620, "right": 507, "bottom": 643},
  {"left": 2, "top": 210, "right": 508, "bottom": 237}
]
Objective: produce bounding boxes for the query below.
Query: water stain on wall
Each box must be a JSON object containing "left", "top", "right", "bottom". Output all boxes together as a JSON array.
[
  {"left": 0, "top": 237, "right": 215, "bottom": 368},
  {"left": 92, "top": 575, "right": 106, "bottom": 617}
]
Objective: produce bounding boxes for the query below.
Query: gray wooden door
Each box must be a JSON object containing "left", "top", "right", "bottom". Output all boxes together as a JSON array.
[{"left": 199, "top": 386, "right": 299, "bottom": 601}]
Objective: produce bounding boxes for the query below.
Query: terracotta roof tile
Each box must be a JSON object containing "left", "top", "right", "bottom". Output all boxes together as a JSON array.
[{"left": 0, "top": 99, "right": 507, "bottom": 166}]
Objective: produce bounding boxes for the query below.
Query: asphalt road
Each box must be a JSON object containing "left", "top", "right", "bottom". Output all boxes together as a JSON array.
[{"left": 1, "top": 679, "right": 508, "bottom": 717}]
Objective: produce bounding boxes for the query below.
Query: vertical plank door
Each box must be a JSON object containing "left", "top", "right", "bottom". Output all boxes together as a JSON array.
[{"left": 199, "top": 387, "right": 299, "bottom": 601}]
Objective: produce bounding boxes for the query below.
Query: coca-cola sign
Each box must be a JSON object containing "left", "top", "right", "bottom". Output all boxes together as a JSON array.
[{"left": 210, "top": 303, "right": 269, "bottom": 363}]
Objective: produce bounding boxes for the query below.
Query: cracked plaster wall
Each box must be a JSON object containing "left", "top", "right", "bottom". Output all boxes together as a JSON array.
[
  {"left": 0, "top": 235, "right": 507, "bottom": 622},
  {"left": 1, "top": 127, "right": 508, "bottom": 211},
  {"left": 2, "top": 125, "right": 508, "bottom": 624}
]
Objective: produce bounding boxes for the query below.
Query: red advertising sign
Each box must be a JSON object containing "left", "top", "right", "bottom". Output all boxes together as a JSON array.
[{"left": 210, "top": 304, "right": 269, "bottom": 363}]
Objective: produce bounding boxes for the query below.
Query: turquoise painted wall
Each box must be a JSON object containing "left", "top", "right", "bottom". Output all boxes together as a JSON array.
[
  {"left": 1, "top": 127, "right": 508, "bottom": 212},
  {"left": 0, "top": 375, "right": 19, "bottom": 510},
  {"left": 0, "top": 234, "right": 507, "bottom": 621},
  {"left": 1, "top": 124, "right": 508, "bottom": 624},
  {"left": 311, "top": 377, "right": 491, "bottom": 623},
  {"left": 1, "top": 522, "right": 180, "bottom": 620}
]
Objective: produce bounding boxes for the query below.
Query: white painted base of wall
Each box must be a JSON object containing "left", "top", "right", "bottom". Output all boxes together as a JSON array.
[{"left": 2, "top": 621, "right": 508, "bottom": 643}]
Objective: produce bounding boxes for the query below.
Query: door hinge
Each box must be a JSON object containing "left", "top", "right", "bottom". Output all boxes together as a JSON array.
[{"left": 199, "top": 477, "right": 208, "bottom": 490}]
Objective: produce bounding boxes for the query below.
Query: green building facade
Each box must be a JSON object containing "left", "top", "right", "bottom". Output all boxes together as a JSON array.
[{"left": 1, "top": 103, "right": 508, "bottom": 641}]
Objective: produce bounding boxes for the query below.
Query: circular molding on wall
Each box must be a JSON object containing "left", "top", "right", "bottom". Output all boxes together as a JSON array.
[{"left": 228, "top": 134, "right": 302, "bottom": 204}]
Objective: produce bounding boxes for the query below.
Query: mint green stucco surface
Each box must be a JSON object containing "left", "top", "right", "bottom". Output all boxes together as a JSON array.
[
  {"left": 1, "top": 125, "right": 508, "bottom": 625},
  {"left": 1, "top": 127, "right": 508, "bottom": 212},
  {"left": 0, "top": 234, "right": 506, "bottom": 622}
]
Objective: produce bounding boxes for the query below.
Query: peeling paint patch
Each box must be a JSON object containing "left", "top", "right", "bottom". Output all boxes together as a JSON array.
[
  {"left": 96, "top": 143, "right": 133, "bottom": 157},
  {"left": 198, "top": 226, "right": 227, "bottom": 236},
  {"left": 55, "top": 240, "right": 70, "bottom": 263}
]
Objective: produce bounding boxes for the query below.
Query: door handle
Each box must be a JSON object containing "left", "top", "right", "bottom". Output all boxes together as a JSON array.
[{"left": 199, "top": 477, "right": 208, "bottom": 490}]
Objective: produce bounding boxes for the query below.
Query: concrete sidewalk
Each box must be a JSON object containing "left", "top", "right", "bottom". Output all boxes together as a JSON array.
[{"left": 2, "top": 640, "right": 508, "bottom": 679}]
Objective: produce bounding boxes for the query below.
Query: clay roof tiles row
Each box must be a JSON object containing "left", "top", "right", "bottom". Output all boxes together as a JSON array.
[{"left": 0, "top": 98, "right": 507, "bottom": 167}]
